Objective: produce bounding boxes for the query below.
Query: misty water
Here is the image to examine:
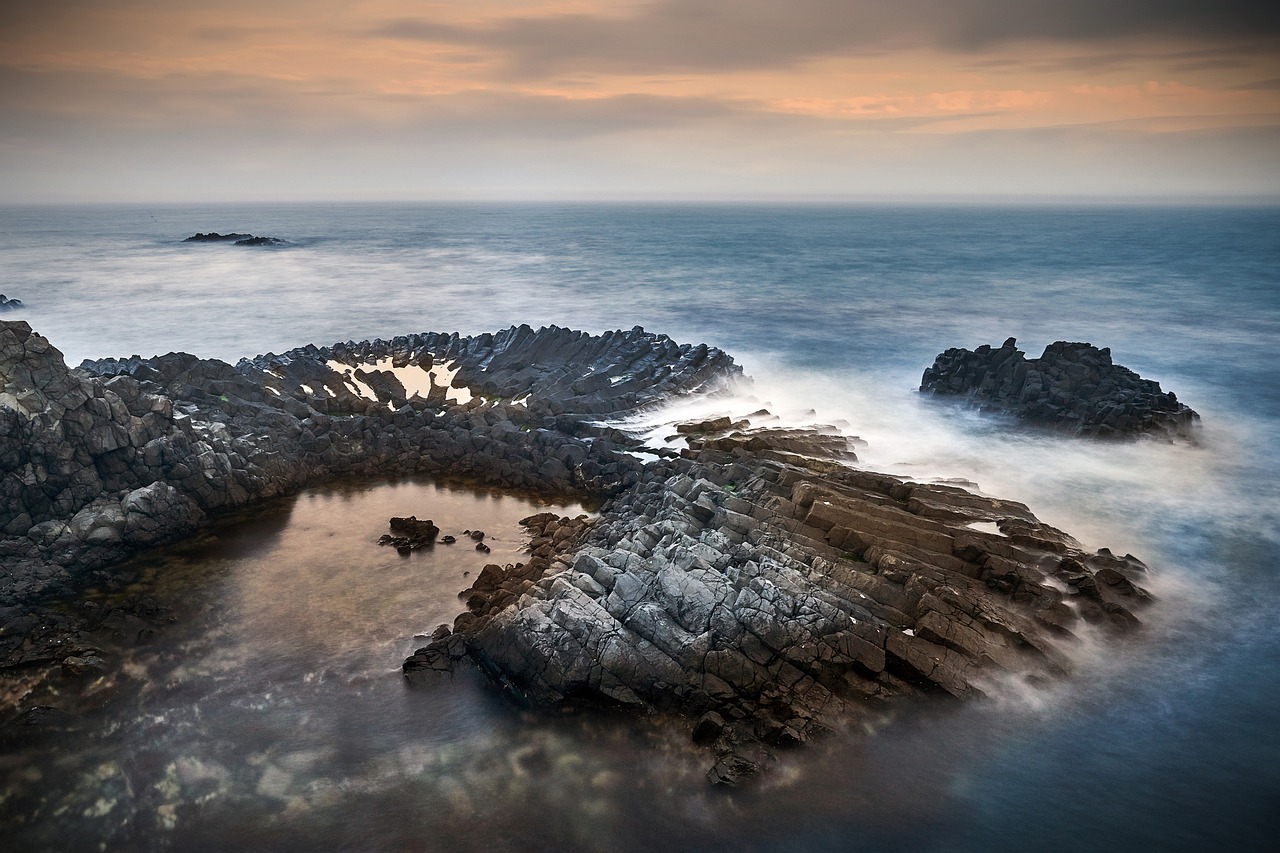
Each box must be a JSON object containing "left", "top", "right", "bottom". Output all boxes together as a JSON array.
[{"left": 2, "top": 203, "right": 1279, "bottom": 850}]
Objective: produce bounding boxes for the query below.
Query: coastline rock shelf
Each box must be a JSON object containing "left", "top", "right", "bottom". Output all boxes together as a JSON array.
[
  {"left": 920, "top": 337, "right": 1198, "bottom": 438},
  {"left": 1, "top": 320, "right": 1153, "bottom": 785}
]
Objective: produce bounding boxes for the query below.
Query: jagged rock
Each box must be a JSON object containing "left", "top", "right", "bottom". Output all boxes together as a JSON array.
[
  {"left": 182, "top": 232, "right": 252, "bottom": 242},
  {"left": 378, "top": 516, "right": 440, "bottom": 551},
  {"left": 234, "top": 236, "right": 287, "bottom": 247},
  {"left": 415, "top": 440, "right": 1151, "bottom": 784},
  {"left": 2, "top": 320, "right": 738, "bottom": 610},
  {"left": 61, "top": 654, "right": 106, "bottom": 677},
  {"left": 920, "top": 337, "right": 1199, "bottom": 438},
  {"left": 0, "top": 295, "right": 23, "bottom": 313}
]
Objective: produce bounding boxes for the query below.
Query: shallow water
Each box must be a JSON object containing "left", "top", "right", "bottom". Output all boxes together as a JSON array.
[{"left": 2, "top": 202, "right": 1278, "bottom": 850}]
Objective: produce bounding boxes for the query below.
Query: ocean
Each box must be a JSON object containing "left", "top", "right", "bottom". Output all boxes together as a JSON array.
[{"left": 2, "top": 202, "right": 1278, "bottom": 851}]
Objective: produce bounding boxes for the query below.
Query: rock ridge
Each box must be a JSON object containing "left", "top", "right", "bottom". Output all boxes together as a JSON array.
[{"left": 2, "top": 320, "right": 739, "bottom": 610}]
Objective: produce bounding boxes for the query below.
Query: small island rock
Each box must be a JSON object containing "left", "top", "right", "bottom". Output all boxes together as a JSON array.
[{"left": 920, "top": 337, "right": 1199, "bottom": 439}]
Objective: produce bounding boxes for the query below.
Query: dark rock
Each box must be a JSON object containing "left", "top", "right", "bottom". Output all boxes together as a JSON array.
[
  {"left": 183, "top": 232, "right": 252, "bottom": 242},
  {"left": 440, "top": 535, "right": 456, "bottom": 544},
  {"left": 0, "top": 295, "right": 24, "bottom": 313},
  {"left": 234, "top": 236, "right": 288, "bottom": 247},
  {"left": 378, "top": 516, "right": 439, "bottom": 551},
  {"left": 61, "top": 654, "right": 106, "bottom": 677},
  {"left": 692, "top": 711, "right": 727, "bottom": 744},
  {"left": 14, "top": 705, "right": 74, "bottom": 730},
  {"left": 707, "top": 752, "right": 761, "bottom": 787},
  {"left": 920, "top": 338, "right": 1199, "bottom": 439}
]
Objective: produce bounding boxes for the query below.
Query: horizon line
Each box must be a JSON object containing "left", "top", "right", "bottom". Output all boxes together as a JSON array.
[{"left": 4, "top": 193, "right": 1280, "bottom": 208}]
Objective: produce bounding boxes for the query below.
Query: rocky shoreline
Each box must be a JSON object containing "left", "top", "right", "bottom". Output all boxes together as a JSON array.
[{"left": 1, "top": 320, "right": 1154, "bottom": 784}]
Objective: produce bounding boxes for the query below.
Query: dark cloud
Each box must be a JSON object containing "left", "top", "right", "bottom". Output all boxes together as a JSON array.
[
  {"left": 1171, "top": 58, "right": 1253, "bottom": 72},
  {"left": 190, "top": 26, "right": 275, "bottom": 43},
  {"left": 371, "top": 1, "right": 1280, "bottom": 76},
  {"left": 1234, "top": 76, "right": 1280, "bottom": 89}
]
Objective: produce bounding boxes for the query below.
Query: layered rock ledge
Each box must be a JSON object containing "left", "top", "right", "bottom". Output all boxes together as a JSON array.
[
  {"left": 920, "top": 337, "right": 1198, "bottom": 438},
  {"left": 411, "top": 434, "right": 1151, "bottom": 784},
  {"left": 1, "top": 320, "right": 1154, "bottom": 784}
]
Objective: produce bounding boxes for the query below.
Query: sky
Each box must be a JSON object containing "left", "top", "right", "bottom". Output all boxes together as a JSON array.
[{"left": 1, "top": 0, "right": 1278, "bottom": 202}]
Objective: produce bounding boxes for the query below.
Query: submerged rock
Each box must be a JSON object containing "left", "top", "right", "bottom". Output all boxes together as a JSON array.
[
  {"left": 920, "top": 337, "right": 1199, "bottom": 439},
  {"left": 0, "top": 295, "right": 24, "bottom": 313}
]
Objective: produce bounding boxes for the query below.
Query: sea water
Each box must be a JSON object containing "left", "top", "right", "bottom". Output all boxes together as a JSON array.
[{"left": 1, "top": 203, "right": 1278, "bottom": 850}]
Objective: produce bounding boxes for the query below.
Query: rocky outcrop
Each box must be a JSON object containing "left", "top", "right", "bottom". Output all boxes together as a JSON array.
[
  {"left": 1, "top": 320, "right": 738, "bottom": 608},
  {"left": 182, "top": 233, "right": 287, "bottom": 246},
  {"left": 920, "top": 338, "right": 1198, "bottom": 438},
  {"left": 410, "top": 432, "right": 1151, "bottom": 785},
  {"left": 0, "top": 296, "right": 23, "bottom": 313},
  {"left": 378, "top": 516, "right": 440, "bottom": 552},
  {"left": 2, "top": 320, "right": 1155, "bottom": 786},
  {"left": 182, "top": 232, "right": 252, "bottom": 242},
  {"left": 233, "top": 236, "right": 287, "bottom": 247}
]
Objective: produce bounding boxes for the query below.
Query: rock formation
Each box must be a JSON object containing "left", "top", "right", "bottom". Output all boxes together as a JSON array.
[
  {"left": 410, "top": 428, "right": 1150, "bottom": 785},
  {"left": 920, "top": 338, "right": 1198, "bottom": 438},
  {"left": 1, "top": 320, "right": 1154, "bottom": 785},
  {"left": 1, "top": 320, "right": 736, "bottom": 609},
  {"left": 0, "top": 295, "right": 24, "bottom": 313},
  {"left": 182, "top": 233, "right": 287, "bottom": 246},
  {"left": 182, "top": 232, "right": 252, "bottom": 242}
]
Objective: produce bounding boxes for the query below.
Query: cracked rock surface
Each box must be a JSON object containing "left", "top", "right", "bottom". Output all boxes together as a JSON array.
[{"left": 411, "top": 435, "right": 1152, "bottom": 784}]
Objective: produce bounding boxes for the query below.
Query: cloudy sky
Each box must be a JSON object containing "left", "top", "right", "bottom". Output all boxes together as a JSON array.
[{"left": 2, "top": 0, "right": 1278, "bottom": 202}]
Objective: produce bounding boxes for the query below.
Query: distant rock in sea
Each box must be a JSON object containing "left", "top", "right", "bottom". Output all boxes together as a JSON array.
[
  {"left": 232, "top": 236, "right": 287, "bottom": 247},
  {"left": 183, "top": 232, "right": 252, "bottom": 242},
  {"left": 183, "top": 232, "right": 288, "bottom": 246},
  {"left": 920, "top": 337, "right": 1199, "bottom": 439},
  {"left": 0, "top": 295, "right": 24, "bottom": 313}
]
